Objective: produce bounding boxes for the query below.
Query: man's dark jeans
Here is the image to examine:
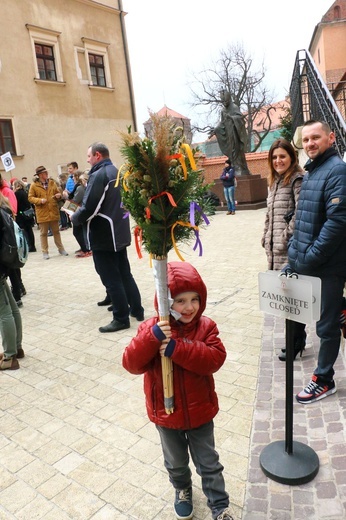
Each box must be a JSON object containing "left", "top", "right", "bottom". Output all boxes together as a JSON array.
[
  {"left": 315, "top": 274, "right": 346, "bottom": 381},
  {"left": 73, "top": 224, "right": 89, "bottom": 253},
  {"left": 93, "top": 248, "right": 143, "bottom": 323}
]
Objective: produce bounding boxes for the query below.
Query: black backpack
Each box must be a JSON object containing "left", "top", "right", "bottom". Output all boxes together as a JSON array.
[{"left": 0, "top": 207, "right": 28, "bottom": 269}]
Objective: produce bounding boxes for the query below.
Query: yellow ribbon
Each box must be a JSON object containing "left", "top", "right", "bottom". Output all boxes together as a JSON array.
[
  {"left": 178, "top": 156, "right": 188, "bottom": 180},
  {"left": 171, "top": 221, "right": 199, "bottom": 261},
  {"left": 115, "top": 163, "right": 128, "bottom": 188},
  {"left": 122, "top": 170, "right": 132, "bottom": 192},
  {"left": 114, "top": 163, "right": 133, "bottom": 191},
  {"left": 167, "top": 144, "right": 197, "bottom": 180},
  {"left": 180, "top": 143, "right": 197, "bottom": 171}
]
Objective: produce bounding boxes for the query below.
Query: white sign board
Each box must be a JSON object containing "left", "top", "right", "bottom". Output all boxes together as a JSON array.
[
  {"left": 0, "top": 151, "right": 15, "bottom": 172},
  {"left": 258, "top": 271, "right": 321, "bottom": 324},
  {"left": 263, "top": 271, "right": 321, "bottom": 320}
]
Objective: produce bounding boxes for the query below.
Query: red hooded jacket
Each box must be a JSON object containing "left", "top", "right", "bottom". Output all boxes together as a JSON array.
[
  {"left": 0, "top": 180, "right": 17, "bottom": 214},
  {"left": 122, "top": 262, "right": 226, "bottom": 430}
]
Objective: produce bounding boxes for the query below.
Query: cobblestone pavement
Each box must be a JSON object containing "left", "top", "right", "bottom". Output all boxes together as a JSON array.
[{"left": 0, "top": 209, "right": 345, "bottom": 519}]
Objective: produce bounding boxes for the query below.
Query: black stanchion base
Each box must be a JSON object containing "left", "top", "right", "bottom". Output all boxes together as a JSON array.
[{"left": 260, "top": 440, "right": 319, "bottom": 485}]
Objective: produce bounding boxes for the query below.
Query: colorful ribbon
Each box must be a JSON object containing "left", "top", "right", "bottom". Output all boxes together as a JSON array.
[
  {"left": 178, "top": 155, "right": 188, "bottom": 180},
  {"left": 122, "top": 169, "right": 132, "bottom": 192},
  {"left": 171, "top": 221, "right": 199, "bottom": 261},
  {"left": 189, "top": 201, "right": 210, "bottom": 227},
  {"left": 134, "top": 226, "right": 143, "bottom": 259},
  {"left": 180, "top": 143, "right": 197, "bottom": 171},
  {"left": 145, "top": 191, "right": 177, "bottom": 219},
  {"left": 115, "top": 163, "right": 128, "bottom": 188},
  {"left": 167, "top": 143, "right": 197, "bottom": 181}
]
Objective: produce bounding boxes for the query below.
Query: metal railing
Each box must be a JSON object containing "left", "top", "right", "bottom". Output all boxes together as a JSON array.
[{"left": 290, "top": 49, "right": 346, "bottom": 158}]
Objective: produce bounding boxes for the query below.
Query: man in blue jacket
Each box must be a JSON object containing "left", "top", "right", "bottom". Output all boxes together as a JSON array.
[
  {"left": 72, "top": 142, "right": 144, "bottom": 332},
  {"left": 288, "top": 120, "right": 346, "bottom": 404}
]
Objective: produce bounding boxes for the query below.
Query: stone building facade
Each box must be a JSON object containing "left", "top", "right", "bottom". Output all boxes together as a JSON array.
[{"left": 0, "top": 0, "right": 135, "bottom": 181}]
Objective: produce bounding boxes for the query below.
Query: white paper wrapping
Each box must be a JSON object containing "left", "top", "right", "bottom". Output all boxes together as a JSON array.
[{"left": 152, "top": 258, "right": 169, "bottom": 318}]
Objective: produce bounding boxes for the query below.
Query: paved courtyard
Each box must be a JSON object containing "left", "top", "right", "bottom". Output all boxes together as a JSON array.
[{"left": 0, "top": 209, "right": 346, "bottom": 519}]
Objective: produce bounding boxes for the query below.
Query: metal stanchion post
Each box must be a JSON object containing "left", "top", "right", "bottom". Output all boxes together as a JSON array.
[{"left": 259, "top": 272, "right": 319, "bottom": 485}]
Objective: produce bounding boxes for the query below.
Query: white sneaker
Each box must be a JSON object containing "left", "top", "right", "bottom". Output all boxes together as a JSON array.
[
  {"left": 59, "top": 250, "right": 69, "bottom": 256},
  {"left": 43, "top": 253, "right": 50, "bottom": 260}
]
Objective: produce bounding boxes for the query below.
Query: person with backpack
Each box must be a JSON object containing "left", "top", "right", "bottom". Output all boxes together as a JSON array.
[
  {"left": 0, "top": 193, "right": 24, "bottom": 370},
  {"left": 0, "top": 180, "right": 28, "bottom": 307}
]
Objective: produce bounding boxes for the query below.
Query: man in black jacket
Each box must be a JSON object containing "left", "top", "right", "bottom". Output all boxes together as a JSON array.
[
  {"left": 72, "top": 142, "right": 144, "bottom": 332},
  {"left": 288, "top": 120, "right": 346, "bottom": 404}
]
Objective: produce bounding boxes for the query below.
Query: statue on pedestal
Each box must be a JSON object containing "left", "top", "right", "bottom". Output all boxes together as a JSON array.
[{"left": 209, "top": 90, "right": 250, "bottom": 175}]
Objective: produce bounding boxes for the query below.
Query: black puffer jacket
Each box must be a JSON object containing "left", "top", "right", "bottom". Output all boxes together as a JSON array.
[
  {"left": 71, "top": 158, "right": 131, "bottom": 251},
  {"left": 288, "top": 148, "right": 346, "bottom": 276}
]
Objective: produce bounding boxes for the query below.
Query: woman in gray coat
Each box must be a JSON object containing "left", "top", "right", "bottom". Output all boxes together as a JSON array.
[{"left": 262, "top": 138, "right": 306, "bottom": 361}]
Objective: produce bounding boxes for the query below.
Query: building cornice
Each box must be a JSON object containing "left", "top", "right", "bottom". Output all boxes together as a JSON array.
[
  {"left": 74, "top": 0, "right": 121, "bottom": 14},
  {"left": 81, "top": 37, "right": 110, "bottom": 47},
  {"left": 25, "top": 24, "right": 61, "bottom": 36}
]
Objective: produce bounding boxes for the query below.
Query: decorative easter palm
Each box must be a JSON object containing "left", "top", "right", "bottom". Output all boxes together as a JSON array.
[{"left": 119, "top": 113, "right": 211, "bottom": 413}]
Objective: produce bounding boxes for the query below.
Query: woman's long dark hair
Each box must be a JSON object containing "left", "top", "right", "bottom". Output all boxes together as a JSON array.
[{"left": 267, "top": 138, "right": 303, "bottom": 188}]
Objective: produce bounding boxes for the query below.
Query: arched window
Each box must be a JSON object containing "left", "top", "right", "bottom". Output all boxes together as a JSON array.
[{"left": 334, "top": 5, "right": 341, "bottom": 19}]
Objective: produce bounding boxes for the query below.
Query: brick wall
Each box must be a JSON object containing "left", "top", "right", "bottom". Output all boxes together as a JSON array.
[{"left": 199, "top": 152, "right": 269, "bottom": 185}]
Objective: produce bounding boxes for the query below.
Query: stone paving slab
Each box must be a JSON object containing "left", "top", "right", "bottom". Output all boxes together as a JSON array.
[
  {"left": 0, "top": 209, "right": 345, "bottom": 519},
  {"left": 244, "top": 315, "right": 346, "bottom": 520}
]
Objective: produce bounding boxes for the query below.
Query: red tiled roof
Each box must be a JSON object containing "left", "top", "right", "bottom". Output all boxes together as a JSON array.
[{"left": 155, "top": 105, "right": 190, "bottom": 120}]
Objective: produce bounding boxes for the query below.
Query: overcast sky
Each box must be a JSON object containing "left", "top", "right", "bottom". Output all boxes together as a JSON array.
[{"left": 122, "top": 0, "right": 333, "bottom": 137}]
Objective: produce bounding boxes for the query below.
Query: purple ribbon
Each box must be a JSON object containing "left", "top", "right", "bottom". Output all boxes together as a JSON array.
[
  {"left": 192, "top": 230, "right": 203, "bottom": 256},
  {"left": 190, "top": 201, "right": 210, "bottom": 227}
]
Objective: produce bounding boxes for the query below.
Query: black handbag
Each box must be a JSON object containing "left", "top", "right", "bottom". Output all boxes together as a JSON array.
[{"left": 22, "top": 207, "right": 35, "bottom": 220}]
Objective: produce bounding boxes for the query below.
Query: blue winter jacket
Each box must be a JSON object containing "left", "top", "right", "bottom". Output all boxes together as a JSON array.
[
  {"left": 220, "top": 166, "right": 235, "bottom": 187},
  {"left": 288, "top": 148, "right": 346, "bottom": 277},
  {"left": 71, "top": 158, "right": 131, "bottom": 252}
]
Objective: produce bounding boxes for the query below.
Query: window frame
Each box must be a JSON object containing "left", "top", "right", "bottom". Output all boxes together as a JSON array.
[
  {"left": 26, "top": 24, "right": 64, "bottom": 83},
  {"left": 81, "top": 37, "right": 113, "bottom": 89},
  {"left": 35, "top": 43, "right": 57, "bottom": 81},
  {"left": 0, "top": 115, "right": 18, "bottom": 156},
  {"left": 88, "top": 52, "right": 106, "bottom": 87}
]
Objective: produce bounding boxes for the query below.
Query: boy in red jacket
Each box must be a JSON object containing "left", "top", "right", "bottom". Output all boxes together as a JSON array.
[{"left": 122, "top": 262, "right": 233, "bottom": 520}]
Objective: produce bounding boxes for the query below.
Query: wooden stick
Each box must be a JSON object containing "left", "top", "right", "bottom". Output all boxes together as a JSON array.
[{"left": 160, "top": 313, "right": 174, "bottom": 414}]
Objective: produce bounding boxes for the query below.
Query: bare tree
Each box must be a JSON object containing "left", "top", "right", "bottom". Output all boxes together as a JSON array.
[{"left": 189, "top": 43, "right": 276, "bottom": 152}]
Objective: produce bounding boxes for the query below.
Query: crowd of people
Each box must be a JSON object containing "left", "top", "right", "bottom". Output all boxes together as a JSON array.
[
  {"left": 0, "top": 162, "right": 87, "bottom": 371},
  {"left": 0, "top": 121, "right": 346, "bottom": 520}
]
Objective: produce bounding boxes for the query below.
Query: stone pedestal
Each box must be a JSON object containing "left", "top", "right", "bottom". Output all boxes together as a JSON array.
[{"left": 212, "top": 175, "right": 268, "bottom": 210}]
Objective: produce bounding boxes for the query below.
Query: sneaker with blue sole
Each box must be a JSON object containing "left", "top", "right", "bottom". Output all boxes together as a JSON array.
[{"left": 174, "top": 487, "right": 193, "bottom": 520}]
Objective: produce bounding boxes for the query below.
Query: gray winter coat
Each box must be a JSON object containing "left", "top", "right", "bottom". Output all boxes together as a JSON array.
[{"left": 262, "top": 171, "right": 303, "bottom": 270}]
